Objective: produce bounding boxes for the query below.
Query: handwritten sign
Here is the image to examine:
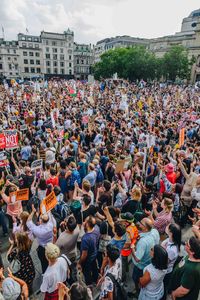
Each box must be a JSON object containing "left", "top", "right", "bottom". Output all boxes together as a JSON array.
[
  {"left": 31, "top": 159, "right": 43, "bottom": 171},
  {"left": 40, "top": 191, "right": 57, "bottom": 214},
  {"left": 115, "top": 158, "right": 130, "bottom": 173},
  {"left": 0, "top": 151, "right": 9, "bottom": 167}
]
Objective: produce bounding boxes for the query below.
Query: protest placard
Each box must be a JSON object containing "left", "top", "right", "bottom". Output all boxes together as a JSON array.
[
  {"left": 179, "top": 128, "right": 185, "bottom": 147},
  {"left": 0, "top": 151, "right": 9, "bottom": 167},
  {"left": 9, "top": 188, "right": 29, "bottom": 202},
  {"left": 20, "top": 124, "right": 27, "bottom": 131},
  {"left": 115, "top": 158, "right": 130, "bottom": 173},
  {"left": 31, "top": 159, "right": 43, "bottom": 171},
  {"left": 40, "top": 191, "right": 57, "bottom": 214},
  {"left": 0, "top": 130, "right": 19, "bottom": 149}
]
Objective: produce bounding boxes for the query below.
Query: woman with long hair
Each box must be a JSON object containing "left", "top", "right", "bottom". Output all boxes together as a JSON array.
[
  {"left": 7, "top": 232, "right": 35, "bottom": 291},
  {"left": 139, "top": 245, "right": 168, "bottom": 300},
  {"left": 161, "top": 223, "right": 182, "bottom": 299}
]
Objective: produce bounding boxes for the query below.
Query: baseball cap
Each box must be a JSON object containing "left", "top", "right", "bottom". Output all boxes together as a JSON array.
[
  {"left": 2, "top": 278, "right": 21, "bottom": 300},
  {"left": 120, "top": 212, "right": 134, "bottom": 223}
]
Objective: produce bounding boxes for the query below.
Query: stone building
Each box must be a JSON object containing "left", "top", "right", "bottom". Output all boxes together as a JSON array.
[
  {"left": 74, "top": 43, "right": 94, "bottom": 80},
  {"left": 0, "top": 39, "right": 20, "bottom": 79}
]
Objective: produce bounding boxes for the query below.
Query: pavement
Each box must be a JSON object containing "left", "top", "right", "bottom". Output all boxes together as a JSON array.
[{"left": 0, "top": 224, "right": 196, "bottom": 300}]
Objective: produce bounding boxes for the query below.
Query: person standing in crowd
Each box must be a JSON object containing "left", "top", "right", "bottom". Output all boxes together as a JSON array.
[{"left": 26, "top": 205, "right": 56, "bottom": 273}]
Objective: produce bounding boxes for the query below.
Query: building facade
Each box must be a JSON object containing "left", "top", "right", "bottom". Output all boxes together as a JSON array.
[
  {"left": 41, "top": 29, "right": 74, "bottom": 79},
  {"left": 94, "top": 36, "right": 149, "bottom": 63},
  {"left": 0, "top": 39, "right": 20, "bottom": 79},
  {"left": 18, "top": 33, "right": 43, "bottom": 79},
  {"left": 74, "top": 43, "right": 93, "bottom": 80}
]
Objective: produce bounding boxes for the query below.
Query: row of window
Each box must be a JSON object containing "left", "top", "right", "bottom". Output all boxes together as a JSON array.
[
  {"left": 23, "top": 51, "right": 40, "bottom": 57},
  {"left": 21, "top": 43, "right": 40, "bottom": 49},
  {"left": 45, "top": 60, "right": 72, "bottom": 67},
  {"left": 20, "top": 37, "right": 40, "bottom": 42},
  {"left": 0, "top": 63, "right": 18, "bottom": 70},
  {"left": 45, "top": 53, "right": 72, "bottom": 59},
  {"left": 46, "top": 68, "right": 72, "bottom": 75},
  {"left": 76, "top": 59, "right": 89, "bottom": 65},
  {"left": 0, "top": 56, "right": 18, "bottom": 61},
  {"left": 24, "top": 67, "right": 41, "bottom": 73},
  {"left": 24, "top": 59, "right": 41, "bottom": 65},
  {"left": 45, "top": 38, "right": 72, "bottom": 46}
]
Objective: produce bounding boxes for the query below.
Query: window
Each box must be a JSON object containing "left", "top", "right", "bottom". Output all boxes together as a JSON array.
[
  {"left": 15, "top": 64, "right": 18, "bottom": 70},
  {"left": 30, "top": 59, "right": 34, "bottom": 64},
  {"left": 69, "top": 43, "right": 71, "bottom": 47},
  {"left": 29, "top": 52, "right": 34, "bottom": 56},
  {"left": 0, "top": 56, "right": 2, "bottom": 60},
  {"left": 52, "top": 41, "right": 57, "bottom": 46},
  {"left": 61, "top": 69, "right": 64, "bottom": 74},
  {"left": 8, "top": 57, "right": 11, "bottom": 60},
  {"left": 46, "top": 47, "right": 49, "bottom": 52},
  {"left": 46, "top": 61, "right": 50, "bottom": 66},
  {"left": 29, "top": 43, "right": 33, "bottom": 48},
  {"left": 46, "top": 54, "right": 50, "bottom": 59},
  {"left": 35, "top": 52, "right": 40, "bottom": 57},
  {"left": 60, "top": 48, "right": 64, "bottom": 53},
  {"left": 35, "top": 44, "right": 39, "bottom": 48},
  {"left": 54, "top": 68, "right": 58, "bottom": 74},
  {"left": 9, "top": 64, "right": 12, "bottom": 70},
  {"left": 24, "top": 59, "right": 28, "bottom": 64},
  {"left": 53, "top": 61, "right": 57, "bottom": 67},
  {"left": 30, "top": 68, "right": 35, "bottom": 73},
  {"left": 77, "top": 59, "right": 79, "bottom": 64},
  {"left": 68, "top": 49, "right": 72, "bottom": 54},
  {"left": 7, "top": 49, "right": 10, "bottom": 53},
  {"left": 53, "top": 48, "right": 57, "bottom": 53},
  {"left": 22, "top": 43, "right": 26, "bottom": 47},
  {"left": 28, "top": 37, "right": 32, "bottom": 41},
  {"left": 13, "top": 50, "right": 16, "bottom": 54},
  {"left": 47, "top": 68, "right": 51, "bottom": 74},
  {"left": 34, "top": 38, "right": 39, "bottom": 42},
  {"left": 36, "top": 60, "right": 40, "bottom": 65},
  {"left": 46, "top": 40, "right": 49, "bottom": 45},
  {"left": 69, "top": 69, "right": 72, "bottom": 75},
  {"left": 53, "top": 54, "right": 57, "bottom": 60},
  {"left": 69, "top": 62, "right": 72, "bottom": 67},
  {"left": 21, "top": 37, "right": 25, "bottom": 41},
  {"left": 24, "top": 67, "right": 29, "bottom": 73},
  {"left": 69, "top": 55, "right": 71, "bottom": 60},
  {"left": 23, "top": 51, "right": 27, "bottom": 56},
  {"left": 60, "top": 62, "right": 64, "bottom": 67},
  {"left": 61, "top": 42, "right": 64, "bottom": 46},
  {"left": 9, "top": 72, "right": 12, "bottom": 75},
  {"left": 81, "top": 59, "right": 84, "bottom": 64},
  {"left": 60, "top": 54, "right": 64, "bottom": 60},
  {"left": 36, "top": 68, "right": 41, "bottom": 73},
  {"left": 14, "top": 57, "right": 17, "bottom": 61},
  {"left": 0, "top": 64, "right": 2, "bottom": 69}
]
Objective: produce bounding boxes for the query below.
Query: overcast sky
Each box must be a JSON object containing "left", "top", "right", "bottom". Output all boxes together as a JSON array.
[{"left": 0, "top": 0, "right": 200, "bottom": 44}]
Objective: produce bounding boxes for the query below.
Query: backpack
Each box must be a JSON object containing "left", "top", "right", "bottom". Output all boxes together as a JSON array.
[
  {"left": 106, "top": 273, "right": 127, "bottom": 300},
  {"left": 96, "top": 165, "right": 104, "bottom": 183},
  {"left": 69, "top": 169, "right": 81, "bottom": 188}
]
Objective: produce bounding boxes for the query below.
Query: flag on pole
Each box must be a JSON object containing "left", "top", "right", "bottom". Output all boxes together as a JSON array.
[
  {"left": 26, "top": 28, "right": 29, "bottom": 34},
  {"left": 2, "top": 26, "right": 4, "bottom": 39}
]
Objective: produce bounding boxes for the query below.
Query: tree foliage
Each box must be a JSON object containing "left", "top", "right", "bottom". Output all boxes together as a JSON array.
[{"left": 92, "top": 45, "right": 191, "bottom": 81}]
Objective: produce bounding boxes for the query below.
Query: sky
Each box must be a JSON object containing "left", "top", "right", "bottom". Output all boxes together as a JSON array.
[{"left": 0, "top": 0, "right": 200, "bottom": 44}]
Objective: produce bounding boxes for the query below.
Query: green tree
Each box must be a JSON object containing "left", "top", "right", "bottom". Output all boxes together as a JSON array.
[{"left": 162, "top": 45, "right": 190, "bottom": 81}]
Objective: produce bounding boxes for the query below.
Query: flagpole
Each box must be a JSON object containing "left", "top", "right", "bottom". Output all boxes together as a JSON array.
[{"left": 2, "top": 26, "right": 5, "bottom": 40}]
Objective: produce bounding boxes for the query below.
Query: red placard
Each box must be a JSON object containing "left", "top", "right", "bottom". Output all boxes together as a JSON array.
[
  {"left": 0, "top": 133, "right": 6, "bottom": 149},
  {"left": 0, "top": 130, "right": 18, "bottom": 149}
]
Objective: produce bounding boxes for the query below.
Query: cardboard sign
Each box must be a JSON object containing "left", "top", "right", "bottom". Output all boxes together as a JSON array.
[
  {"left": 179, "top": 128, "right": 185, "bottom": 147},
  {"left": 115, "top": 158, "right": 130, "bottom": 173},
  {"left": 40, "top": 191, "right": 57, "bottom": 214},
  {"left": 9, "top": 188, "right": 29, "bottom": 202},
  {"left": 0, "top": 130, "right": 18, "bottom": 149},
  {"left": 31, "top": 159, "right": 43, "bottom": 171},
  {"left": 0, "top": 151, "right": 9, "bottom": 167}
]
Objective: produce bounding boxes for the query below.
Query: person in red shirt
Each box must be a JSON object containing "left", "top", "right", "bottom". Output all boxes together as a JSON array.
[
  {"left": 165, "top": 163, "right": 176, "bottom": 184},
  {"left": 46, "top": 168, "right": 59, "bottom": 187}
]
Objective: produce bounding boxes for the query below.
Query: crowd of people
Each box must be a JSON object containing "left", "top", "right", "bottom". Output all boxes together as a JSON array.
[{"left": 0, "top": 78, "right": 200, "bottom": 300}]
